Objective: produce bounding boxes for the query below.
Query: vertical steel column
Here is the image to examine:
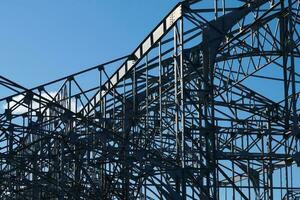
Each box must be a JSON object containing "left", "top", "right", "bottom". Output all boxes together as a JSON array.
[
  {"left": 159, "top": 42, "right": 163, "bottom": 150},
  {"left": 6, "top": 99, "right": 13, "bottom": 198},
  {"left": 262, "top": 134, "right": 266, "bottom": 200},
  {"left": 123, "top": 74, "right": 129, "bottom": 200},
  {"left": 158, "top": 42, "right": 164, "bottom": 199},
  {"left": 145, "top": 55, "right": 149, "bottom": 132},
  {"left": 280, "top": 1, "right": 290, "bottom": 196},
  {"left": 179, "top": 17, "right": 186, "bottom": 199},
  {"left": 288, "top": 0, "right": 297, "bottom": 136},
  {"left": 74, "top": 95, "right": 81, "bottom": 194},
  {"left": 214, "top": 0, "right": 218, "bottom": 19},
  {"left": 98, "top": 66, "right": 105, "bottom": 196},
  {"left": 267, "top": 114, "right": 273, "bottom": 200},
  {"left": 145, "top": 54, "right": 149, "bottom": 199},
  {"left": 203, "top": 26, "right": 217, "bottom": 200},
  {"left": 173, "top": 22, "right": 181, "bottom": 194}
]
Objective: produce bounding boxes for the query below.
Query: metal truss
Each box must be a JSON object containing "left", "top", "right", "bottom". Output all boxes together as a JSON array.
[{"left": 1, "top": 0, "right": 300, "bottom": 199}]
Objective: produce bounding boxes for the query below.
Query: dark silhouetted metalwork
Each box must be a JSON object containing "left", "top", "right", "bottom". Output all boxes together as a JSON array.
[{"left": 1, "top": 0, "right": 300, "bottom": 199}]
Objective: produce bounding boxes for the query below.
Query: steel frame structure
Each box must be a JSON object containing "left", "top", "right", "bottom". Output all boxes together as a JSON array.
[{"left": 1, "top": 0, "right": 300, "bottom": 199}]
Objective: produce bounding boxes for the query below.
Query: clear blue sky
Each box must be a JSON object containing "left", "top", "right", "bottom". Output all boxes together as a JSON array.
[{"left": 0, "top": 0, "right": 177, "bottom": 88}]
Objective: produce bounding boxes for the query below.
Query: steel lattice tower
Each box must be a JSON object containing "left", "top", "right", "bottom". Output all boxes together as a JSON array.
[{"left": 1, "top": 0, "right": 300, "bottom": 199}]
